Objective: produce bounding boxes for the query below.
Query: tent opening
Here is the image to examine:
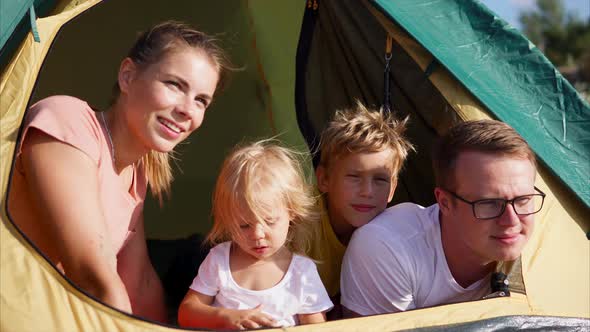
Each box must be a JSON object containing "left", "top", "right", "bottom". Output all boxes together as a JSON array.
[{"left": 3, "top": 0, "right": 589, "bottom": 331}]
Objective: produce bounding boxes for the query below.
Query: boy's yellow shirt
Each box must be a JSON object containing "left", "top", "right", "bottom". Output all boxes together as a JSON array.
[{"left": 306, "top": 194, "right": 346, "bottom": 298}]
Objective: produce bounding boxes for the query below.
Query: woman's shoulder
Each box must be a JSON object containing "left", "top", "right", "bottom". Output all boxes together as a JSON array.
[
  {"left": 27, "top": 95, "right": 98, "bottom": 127},
  {"left": 20, "top": 95, "right": 104, "bottom": 163},
  {"left": 30, "top": 95, "right": 93, "bottom": 113}
]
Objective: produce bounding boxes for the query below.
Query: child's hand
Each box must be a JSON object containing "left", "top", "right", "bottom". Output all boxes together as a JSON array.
[{"left": 222, "top": 304, "right": 278, "bottom": 330}]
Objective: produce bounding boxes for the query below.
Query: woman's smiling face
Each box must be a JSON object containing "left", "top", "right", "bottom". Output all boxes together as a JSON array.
[{"left": 119, "top": 47, "right": 219, "bottom": 152}]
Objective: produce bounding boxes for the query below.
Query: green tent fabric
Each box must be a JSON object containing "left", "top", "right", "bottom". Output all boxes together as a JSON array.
[{"left": 0, "top": 0, "right": 56, "bottom": 68}]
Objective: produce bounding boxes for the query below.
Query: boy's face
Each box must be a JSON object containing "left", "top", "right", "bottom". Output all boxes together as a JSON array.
[{"left": 317, "top": 150, "right": 397, "bottom": 231}]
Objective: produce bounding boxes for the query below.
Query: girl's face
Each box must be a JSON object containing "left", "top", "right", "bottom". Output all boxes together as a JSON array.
[
  {"left": 119, "top": 48, "right": 219, "bottom": 152},
  {"left": 233, "top": 197, "right": 291, "bottom": 262}
]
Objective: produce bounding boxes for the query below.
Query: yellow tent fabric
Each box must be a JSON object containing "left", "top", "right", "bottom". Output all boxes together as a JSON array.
[{"left": 1, "top": 1, "right": 588, "bottom": 331}]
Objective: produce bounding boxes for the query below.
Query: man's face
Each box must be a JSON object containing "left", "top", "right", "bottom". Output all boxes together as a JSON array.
[{"left": 436, "top": 151, "right": 537, "bottom": 265}]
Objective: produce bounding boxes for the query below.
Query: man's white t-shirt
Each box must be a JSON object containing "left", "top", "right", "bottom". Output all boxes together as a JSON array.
[
  {"left": 341, "top": 203, "right": 491, "bottom": 315},
  {"left": 190, "top": 242, "right": 333, "bottom": 326}
]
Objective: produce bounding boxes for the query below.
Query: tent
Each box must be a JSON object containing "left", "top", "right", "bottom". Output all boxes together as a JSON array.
[{"left": 1, "top": 0, "right": 588, "bottom": 331}]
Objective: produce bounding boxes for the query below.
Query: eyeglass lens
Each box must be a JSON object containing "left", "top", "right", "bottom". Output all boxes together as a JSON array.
[{"left": 474, "top": 195, "right": 544, "bottom": 219}]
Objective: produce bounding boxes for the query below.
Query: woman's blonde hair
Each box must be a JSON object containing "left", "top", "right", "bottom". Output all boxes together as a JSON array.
[
  {"left": 207, "top": 139, "right": 318, "bottom": 256},
  {"left": 113, "top": 21, "right": 234, "bottom": 203}
]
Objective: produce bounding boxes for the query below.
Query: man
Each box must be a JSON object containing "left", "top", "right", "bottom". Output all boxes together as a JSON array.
[{"left": 340, "top": 120, "right": 545, "bottom": 316}]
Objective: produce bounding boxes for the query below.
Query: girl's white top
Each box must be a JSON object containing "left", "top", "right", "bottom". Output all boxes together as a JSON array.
[{"left": 190, "top": 242, "right": 333, "bottom": 327}]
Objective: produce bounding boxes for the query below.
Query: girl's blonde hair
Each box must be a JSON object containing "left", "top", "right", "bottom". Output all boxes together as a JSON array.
[
  {"left": 207, "top": 140, "right": 318, "bottom": 256},
  {"left": 113, "top": 21, "right": 234, "bottom": 203}
]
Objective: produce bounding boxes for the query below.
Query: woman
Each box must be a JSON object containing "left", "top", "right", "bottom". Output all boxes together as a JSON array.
[{"left": 8, "top": 21, "right": 232, "bottom": 322}]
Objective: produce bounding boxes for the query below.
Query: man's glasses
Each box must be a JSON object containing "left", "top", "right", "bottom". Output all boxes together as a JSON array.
[{"left": 444, "top": 187, "right": 546, "bottom": 220}]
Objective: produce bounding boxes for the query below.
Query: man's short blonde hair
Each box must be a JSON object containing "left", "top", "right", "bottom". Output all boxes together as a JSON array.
[
  {"left": 318, "top": 101, "right": 414, "bottom": 179},
  {"left": 208, "top": 139, "right": 317, "bottom": 256}
]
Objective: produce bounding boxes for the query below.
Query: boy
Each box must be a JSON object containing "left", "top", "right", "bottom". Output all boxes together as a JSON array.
[{"left": 307, "top": 101, "right": 414, "bottom": 314}]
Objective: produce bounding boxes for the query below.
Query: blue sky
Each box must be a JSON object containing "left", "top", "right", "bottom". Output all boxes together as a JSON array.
[{"left": 479, "top": 0, "right": 590, "bottom": 30}]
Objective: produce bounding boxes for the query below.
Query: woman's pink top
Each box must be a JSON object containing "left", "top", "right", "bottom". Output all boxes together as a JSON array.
[{"left": 8, "top": 95, "right": 147, "bottom": 269}]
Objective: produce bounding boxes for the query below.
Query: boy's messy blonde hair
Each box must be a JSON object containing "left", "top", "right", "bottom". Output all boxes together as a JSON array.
[
  {"left": 318, "top": 101, "right": 415, "bottom": 179},
  {"left": 207, "top": 139, "right": 318, "bottom": 256}
]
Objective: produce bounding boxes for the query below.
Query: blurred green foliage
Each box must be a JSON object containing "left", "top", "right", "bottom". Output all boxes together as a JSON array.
[{"left": 520, "top": 0, "right": 590, "bottom": 100}]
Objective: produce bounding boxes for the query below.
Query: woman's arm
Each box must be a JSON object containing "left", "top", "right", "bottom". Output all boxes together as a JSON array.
[
  {"left": 178, "top": 289, "right": 276, "bottom": 330},
  {"left": 298, "top": 312, "right": 327, "bottom": 324},
  {"left": 116, "top": 216, "right": 167, "bottom": 322},
  {"left": 21, "top": 129, "right": 131, "bottom": 312}
]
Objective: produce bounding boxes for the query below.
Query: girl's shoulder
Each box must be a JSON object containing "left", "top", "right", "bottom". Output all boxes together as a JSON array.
[
  {"left": 208, "top": 241, "right": 232, "bottom": 258},
  {"left": 198, "top": 242, "right": 231, "bottom": 273},
  {"left": 290, "top": 253, "right": 318, "bottom": 273}
]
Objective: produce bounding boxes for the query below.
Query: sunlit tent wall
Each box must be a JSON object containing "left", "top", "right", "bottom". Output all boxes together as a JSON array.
[{"left": 1, "top": 0, "right": 589, "bottom": 331}]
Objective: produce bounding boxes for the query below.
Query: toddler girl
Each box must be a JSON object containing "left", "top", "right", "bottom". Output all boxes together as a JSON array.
[{"left": 178, "top": 140, "right": 333, "bottom": 329}]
